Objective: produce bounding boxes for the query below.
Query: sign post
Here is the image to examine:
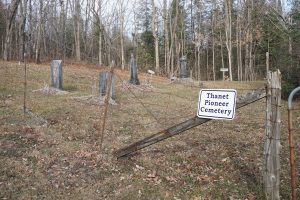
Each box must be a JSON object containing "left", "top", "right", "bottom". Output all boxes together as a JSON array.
[{"left": 197, "top": 89, "right": 237, "bottom": 120}]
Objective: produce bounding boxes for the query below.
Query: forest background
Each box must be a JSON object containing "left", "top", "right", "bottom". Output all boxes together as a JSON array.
[{"left": 0, "top": 0, "right": 299, "bottom": 94}]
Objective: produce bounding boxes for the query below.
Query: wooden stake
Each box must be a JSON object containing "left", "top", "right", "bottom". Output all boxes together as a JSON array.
[{"left": 99, "top": 67, "right": 114, "bottom": 150}]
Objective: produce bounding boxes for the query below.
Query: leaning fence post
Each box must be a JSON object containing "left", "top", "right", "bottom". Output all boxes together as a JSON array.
[
  {"left": 99, "top": 66, "right": 114, "bottom": 150},
  {"left": 264, "top": 69, "right": 281, "bottom": 200}
]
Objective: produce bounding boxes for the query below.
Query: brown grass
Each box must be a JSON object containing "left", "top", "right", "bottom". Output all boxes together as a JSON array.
[{"left": 0, "top": 61, "right": 299, "bottom": 199}]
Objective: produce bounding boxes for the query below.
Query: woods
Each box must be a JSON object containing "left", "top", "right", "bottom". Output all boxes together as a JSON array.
[{"left": 0, "top": 0, "right": 300, "bottom": 82}]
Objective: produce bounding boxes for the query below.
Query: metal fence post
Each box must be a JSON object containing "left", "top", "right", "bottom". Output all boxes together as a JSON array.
[{"left": 288, "top": 86, "right": 300, "bottom": 200}]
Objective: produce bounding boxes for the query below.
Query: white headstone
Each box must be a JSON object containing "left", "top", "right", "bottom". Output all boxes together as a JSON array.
[{"left": 50, "top": 60, "right": 63, "bottom": 89}]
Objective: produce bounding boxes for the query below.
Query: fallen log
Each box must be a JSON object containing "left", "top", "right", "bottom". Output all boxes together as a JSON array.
[{"left": 114, "top": 88, "right": 266, "bottom": 158}]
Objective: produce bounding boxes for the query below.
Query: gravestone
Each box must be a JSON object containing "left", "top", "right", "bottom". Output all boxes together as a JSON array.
[
  {"left": 129, "top": 54, "right": 140, "bottom": 85},
  {"left": 99, "top": 71, "right": 116, "bottom": 100},
  {"left": 50, "top": 60, "right": 63, "bottom": 89},
  {"left": 179, "top": 56, "right": 188, "bottom": 78}
]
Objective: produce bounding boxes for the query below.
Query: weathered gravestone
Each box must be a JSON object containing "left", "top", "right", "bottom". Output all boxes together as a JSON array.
[
  {"left": 179, "top": 56, "right": 188, "bottom": 78},
  {"left": 129, "top": 54, "right": 140, "bottom": 85},
  {"left": 50, "top": 60, "right": 63, "bottom": 89},
  {"left": 99, "top": 71, "right": 116, "bottom": 100}
]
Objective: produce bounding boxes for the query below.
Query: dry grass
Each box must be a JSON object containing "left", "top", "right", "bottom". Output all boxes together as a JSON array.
[{"left": 0, "top": 61, "right": 299, "bottom": 199}]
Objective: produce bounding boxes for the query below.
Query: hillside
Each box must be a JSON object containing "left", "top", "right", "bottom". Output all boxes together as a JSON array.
[{"left": 0, "top": 61, "right": 299, "bottom": 199}]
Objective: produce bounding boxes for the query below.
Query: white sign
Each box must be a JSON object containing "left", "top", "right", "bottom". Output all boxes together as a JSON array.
[
  {"left": 220, "top": 68, "right": 229, "bottom": 72},
  {"left": 197, "top": 89, "right": 237, "bottom": 120}
]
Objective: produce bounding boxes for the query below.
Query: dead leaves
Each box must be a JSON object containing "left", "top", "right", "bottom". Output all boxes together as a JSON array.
[
  {"left": 74, "top": 150, "right": 96, "bottom": 159},
  {"left": 165, "top": 175, "right": 177, "bottom": 183},
  {"left": 146, "top": 170, "right": 162, "bottom": 185}
]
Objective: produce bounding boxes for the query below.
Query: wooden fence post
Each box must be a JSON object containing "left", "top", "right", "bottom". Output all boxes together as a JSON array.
[
  {"left": 99, "top": 66, "right": 114, "bottom": 150},
  {"left": 264, "top": 69, "right": 281, "bottom": 200}
]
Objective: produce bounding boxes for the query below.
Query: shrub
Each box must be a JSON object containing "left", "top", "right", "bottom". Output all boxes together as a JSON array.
[{"left": 282, "top": 82, "right": 296, "bottom": 100}]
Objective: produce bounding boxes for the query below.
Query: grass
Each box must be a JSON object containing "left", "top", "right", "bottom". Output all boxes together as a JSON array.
[
  {"left": 63, "top": 84, "right": 78, "bottom": 92},
  {"left": 0, "top": 61, "right": 299, "bottom": 199}
]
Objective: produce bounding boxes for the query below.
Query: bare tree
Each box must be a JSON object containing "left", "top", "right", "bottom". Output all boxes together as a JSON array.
[
  {"left": 151, "top": 0, "right": 159, "bottom": 73},
  {"left": 236, "top": 0, "right": 243, "bottom": 81},
  {"left": 19, "top": 0, "right": 27, "bottom": 62},
  {"left": 211, "top": 0, "right": 216, "bottom": 81},
  {"left": 118, "top": 0, "right": 125, "bottom": 70},
  {"left": 244, "top": 0, "right": 254, "bottom": 81},
  {"left": 3, "top": 0, "right": 21, "bottom": 61},
  {"left": 98, "top": 0, "right": 103, "bottom": 66},
  {"left": 224, "top": 0, "right": 233, "bottom": 81},
  {"left": 163, "top": 0, "right": 169, "bottom": 75},
  {"left": 70, "top": 0, "right": 81, "bottom": 62},
  {"left": 35, "top": 0, "right": 43, "bottom": 64},
  {"left": 169, "top": 0, "right": 179, "bottom": 78}
]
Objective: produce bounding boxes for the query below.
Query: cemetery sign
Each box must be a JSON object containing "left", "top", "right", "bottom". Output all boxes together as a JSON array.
[{"left": 197, "top": 89, "right": 237, "bottom": 120}]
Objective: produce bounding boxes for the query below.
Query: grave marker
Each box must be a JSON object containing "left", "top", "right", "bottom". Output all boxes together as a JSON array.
[
  {"left": 220, "top": 68, "right": 228, "bottom": 81},
  {"left": 129, "top": 54, "right": 140, "bottom": 85},
  {"left": 99, "top": 71, "right": 115, "bottom": 99},
  {"left": 50, "top": 60, "right": 63, "bottom": 89},
  {"left": 179, "top": 56, "right": 188, "bottom": 78}
]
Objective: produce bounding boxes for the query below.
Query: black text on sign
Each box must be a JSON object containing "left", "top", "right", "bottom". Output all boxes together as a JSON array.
[{"left": 197, "top": 89, "right": 237, "bottom": 120}]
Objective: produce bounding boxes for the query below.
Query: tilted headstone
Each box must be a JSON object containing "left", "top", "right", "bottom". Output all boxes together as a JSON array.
[
  {"left": 50, "top": 60, "right": 63, "bottom": 89},
  {"left": 99, "top": 71, "right": 116, "bottom": 100},
  {"left": 179, "top": 56, "right": 188, "bottom": 78},
  {"left": 129, "top": 54, "right": 140, "bottom": 85}
]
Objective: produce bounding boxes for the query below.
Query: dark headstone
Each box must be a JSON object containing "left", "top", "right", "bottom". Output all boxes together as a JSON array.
[
  {"left": 50, "top": 60, "right": 63, "bottom": 89},
  {"left": 179, "top": 56, "right": 188, "bottom": 78},
  {"left": 99, "top": 71, "right": 116, "bottom": 99},
  {"left": 129, "top": 54, "right": 140, "bottom": 85}
]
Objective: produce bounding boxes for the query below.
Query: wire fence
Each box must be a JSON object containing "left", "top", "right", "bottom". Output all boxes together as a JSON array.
[{"left": 0, "top": 61, "right": 299, "bottom": 198}]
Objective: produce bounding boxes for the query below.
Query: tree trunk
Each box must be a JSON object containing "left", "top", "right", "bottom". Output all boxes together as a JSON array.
[
  {"left": 3, "top": 0, "right": 21, "bottom": 61},
  {"left": 206, "top": 47, "right": 209, "bottom": 80},
  {"left": 35, "top": 0, "right": 43, "bottom": 64},
  {"left": 120, "top": 0, "right": 125, "bottom": 70},
  {"left": 212, "top": 0, "right": 216, "bottom": 81},
  {"left": 98, "top": 0, "right": 102, "bottom": 66},
  {"left": 197, "top": 46, "right": 201, "bottom": 80},
  {"left": 245, "top": 0, "right": 253, "bottom": 81},
  {"left": 60, "top": 0, "right": 66, "bottom": 60},
  {"left": 163, "top": 0, "right": 169, "bottom": 76},
  {"left": 74, "top": 0, "right": 81, "bottom": 62},
  {"left": 151, "top": 0, "right": 159, "bottom": 73},
  {"left": 19, "top": 0, "right": 27, "bottom": 62},
  {"left": 236, "top": 0, "right": 241, "bottom": 81},
  {"left": 169, "top": 0, "right": 179, "bottom": 78},
  {"left": 220, "top": 31, "right": 225, "bottom": 75},
  {"left": 224, "top": 0, "right": 233, "bottom": 81}
]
